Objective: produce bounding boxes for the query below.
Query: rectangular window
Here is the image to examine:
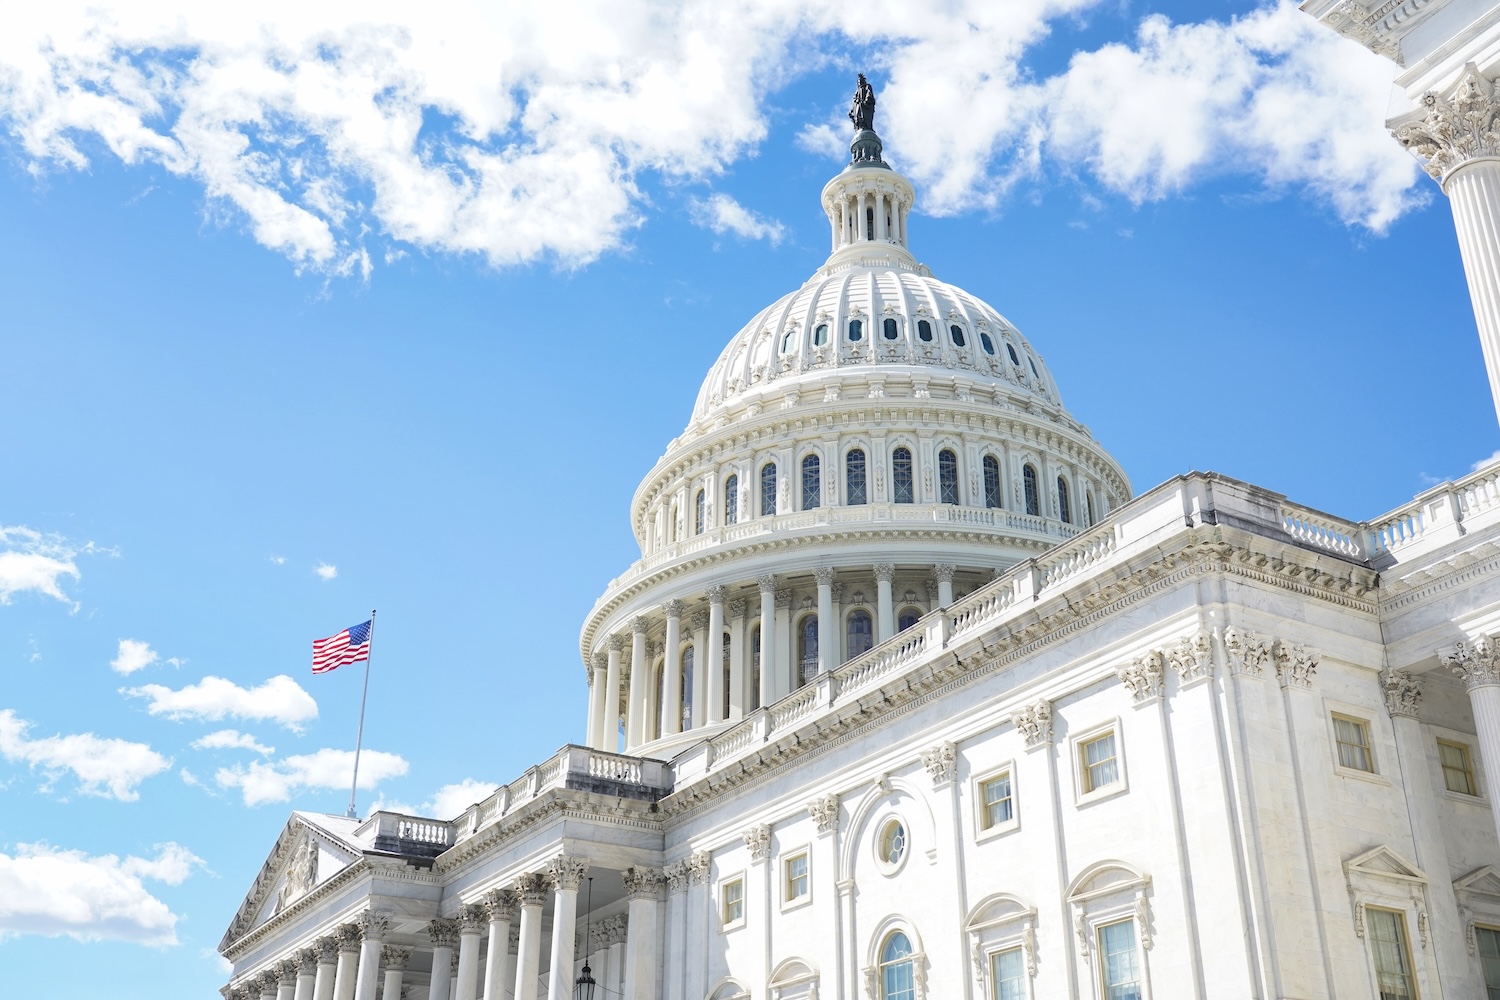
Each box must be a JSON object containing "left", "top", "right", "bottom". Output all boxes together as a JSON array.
[
  {"left": 721, "top": 877, "right": 744, "bottom": 926},
  {"left": 1098, "top": 919, "right": 1141, "bottom": 1000},
  {"left": 1080, "top": 732, "right": 1120, "bottom": 794},
  {"left": 1333, "top": 714, "right": 1374, "bottom": 772},
  {"left": 1367, "top": 907, "right": 1417, "bottom": 1000},
  {"left": 784, "top": 852, "right": 809, "bottom": 902},
  {"left": 1438, "top": 739, "right": 1477, "bottom": 796},
  {"left": 990, "top": 947, "right": 1026, "bottom": 1000},
  {"left": 1477, "top": 925, "right": 1500, "bottom": 998},
  {"left": 981, "top": 772, "right": 1013, "bottom": 830}
]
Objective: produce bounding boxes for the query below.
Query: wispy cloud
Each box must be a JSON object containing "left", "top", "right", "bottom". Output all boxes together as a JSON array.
[
  {"left": 314, "top": 563, "right": 337, "bottom": 581},
  {"left": 122, "top": 675, "right": 318, "bottom": 732},
  {"left": 0, "top": 524, "right": 113, "bottom": 610},
  {"left": 268, "top": 555, "right": 286, "bottom": 566},
  {"left": 374, "top": 777, "right": 498, "bottom": 819},
  {"left": 689, "top": 193, "right": 786, "bottom": 245},
  {"left": 0, "top": 709, "right": 171, "bottom": 801},
  {"left": 215, "top": 748, "right": 408, "bottom": 807},
  {"left": 190, "top": 729, "right": 274, "bottom": 755}
]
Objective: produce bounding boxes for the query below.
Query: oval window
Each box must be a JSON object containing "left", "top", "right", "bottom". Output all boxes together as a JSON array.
[
  {"left": 883, "top": 318, "right": 899, "bottom": 340},
  {"left": 917, "top": 320, "right": 933, "bottom": 342},
  {"left": 878, "top": 818, "right": 908, "bottom": 872},
  {"left": 1006, "top": 343, "right": 1020, "bottom": 366},
  {"left": 979, "top": 332, "right": 995, "bottom": 355},
  {"left": 849, "top": 319, "right": 863, "bottom": 341},
  {"left": 949, "top": 324, "right": 966, "bottom": 347},
  {"left": 813, "top": 323, "right": 829, "bottom": 347}
]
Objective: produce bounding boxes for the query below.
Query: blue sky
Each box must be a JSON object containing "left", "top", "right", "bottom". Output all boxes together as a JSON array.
[{"left": 1, "top": 1, "right": 1496, "bottom": 996}]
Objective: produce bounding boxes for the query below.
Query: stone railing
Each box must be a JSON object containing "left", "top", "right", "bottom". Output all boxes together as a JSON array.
[
  {"left": 453, "top": 746, "right": 673, "bottom": 846},
  {"left": 357, "top": 811, "right": 455, "bottom": 858}
]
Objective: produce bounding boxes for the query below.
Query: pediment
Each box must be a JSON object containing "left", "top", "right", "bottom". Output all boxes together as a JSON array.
[
  {"left": 219, "top": 812, "right": 366, "bottom": 950},
  {"left": 1455, "top": 865, "right": 1500, "bottom": 900},
  {"left": 1344, "top": 845, "right": 1428, "bottom": 885}
]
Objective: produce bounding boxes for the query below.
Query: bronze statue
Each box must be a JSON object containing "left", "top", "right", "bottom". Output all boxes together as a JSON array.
[{"left": 849, "top": 73, "right": 875, "bottom": 132}]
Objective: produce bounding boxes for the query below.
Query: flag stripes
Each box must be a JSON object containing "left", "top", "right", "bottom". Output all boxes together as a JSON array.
[{"left": 312, "top": 619, "right": 372, "bottom": 674}]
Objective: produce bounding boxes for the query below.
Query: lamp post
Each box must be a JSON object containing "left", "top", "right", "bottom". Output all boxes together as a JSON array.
[{"left": 573, "top": 878, "right": 596, "bottom": 1000}]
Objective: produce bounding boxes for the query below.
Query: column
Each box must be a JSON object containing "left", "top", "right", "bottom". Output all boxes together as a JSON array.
[
  {"left": 690, "top": 609, "right": 710, "bottom": 729},
  {"left": 450, "top": 951, "right": 460, "bottom": 1000},
  {"left": 352, "top": 911, "right": 388, "bottom": 1000},
  {"left": 756, "top": 576, "right": 777, "bottom": 707},
  {"left": 662, "top": 601, "right": 684, "bottom": 736},
  {"left": 545, "top": 857, "right": 589, "bottom": 1000},
  {"left": 874, "top": 564, "right": 895, "bottom": 643},
  {"left": 830, "top": 581, "right": 844, "bottom": 666},
  {"left": 814, "top": 567, "right": 835, "bottom": 676},
  {"left": 312, "top": 937, "right": 338, "bottom": 1000},
  {"left": 586, "top": 653, "right": 607, "bottom": 750},
  {"left": 876, "top": 192, "right": 888, "bottom": 240},
  {"left": 621, "top": 867, "right": 666, "bottom": 1000},
  {"left": 276, "top": 960, "right": 298, "bottom": 1000},
  {"left": 859, "top": 190, "right": 869, "bottom": 241},
  {"left": 294, "top": 949, "right": 317, "bottom": 1000},
  {"left": 934, "top": 563, "right": 955, "bottom": 608},
  {"left": 512, "top": 874, "right": 549, "bottom": 1000},
  {"left": 427, "top": 918, "right": 458, "bottom": 1000},
  {"left": 605, "top": 635, "right": 624, "bottom": 753},
  {"left": 379, "top": 947, "right": 409, "bottom": 1000},
  {"left": 454, "top": 905, "right": 486, "bottom": 1000},
  {"left": 627, "top": 618, "right": 649, "bottom": 749},
  {"left": 727, "top": 598, "right": 747, "bottom": 720},
  {"left": 706, "top": 587, "right": 726, "bottom": 724},
  {"left": 482, "top": 890, "right": 517, "bottom": 1000},
  {"left": 1442, "top": 636, "right": 1500, "bottom": 832},
  {"left": 332, "top": 924, "right": 361, "bottom": 1000},
  {"left": 258, "top": 973, "right": 279, "bottom": 1000},
  {"left": 774, "top": 589, "right": 793, "bottom": 699}
]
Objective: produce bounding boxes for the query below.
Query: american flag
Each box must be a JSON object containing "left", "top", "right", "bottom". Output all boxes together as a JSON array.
[{"left": 312, "top": 620, "right": 372, "bottom": 674}]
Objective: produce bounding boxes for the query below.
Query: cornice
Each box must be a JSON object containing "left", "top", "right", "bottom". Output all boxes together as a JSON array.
[
  {"left": 434, "top": 791, "right": 664, "bottom": 876},
  {"left": 1377, "top": 538, "right": 1500, "bottom": 613},
  {"left": 223, "top": 859, "right": 375, "bottom": 961}
]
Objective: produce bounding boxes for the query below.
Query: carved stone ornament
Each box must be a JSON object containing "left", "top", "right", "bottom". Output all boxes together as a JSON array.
[
  {"left": 1442, "top": 635, "right": 1500, "bottom": 690},
  {"left": 277, "top": 959, "right": 299, "bottom": 987},
  {"left": 516, "top": 872, "right": 550, "bottom": 906},
  {"left": 687, "top": 851, "right": 712, "bottom": 887},
  {"left": 484, "top": 888, "right": 519, "bottom": 923},
  {"left": 1117, "top": 650, "right": 1165, "bottom": 704},
  {"left": 808, "top": 792, "right": 840, "bottom": 834},
  {"left": 357, "top": 910, "right": 389, "bottom": 943},
  {"left": 273, "top": 834, "right": 319, "bottom": 914},
  {"left": 664, "top": 861, "right": 691, "bottom": 895},
  {"left": 608, "top": 633, "right": 626, "bottom": 652},
  {"left": 1393, "top": 66, "right": 1500, "bottom": 183},
  {"left": 664, "top": 599, "right": 686, "bottom": 620},
  {"left": 921, "top": 741, "right": 958, "bottom": 787},
  {"left": 775, "top": 589, "right": 793, "bottom": 610},
  {"left": 1167, "top": 630, "right": 1214, "bottom": 684},
  {"left": 743, "top": 823, "right": 772, "bottom": 862},
  {"left": 1011, "top": 700, "right": 1053, "bottom": 748},
  {"left": 621, "top": 866, "right": 666, "bottom": 900},
  {"left": 316, "top": 935, "right": 340, "bottom": 963},
  {"left": 632, "top": 615, "right": 650, "bottom": 635},
  {"left": 727, "top": 598, "right": 747, "bottom": 619},
  {"left": 874, "top": 563, "right": 895, "bottom": 584},
  {"left": 933, "top": 563, "right": 956, "bottom": 584},
  {"left": 814, "top": 565, "right": 837, "bottom": 587},
  {"left": 335, "top": 922, "right": 362, "bottom": 954},
  {"left": 297, "top": 949, "right": 318, "bottom": 977},
  {"left": 379, "top": 945, "right": 411, "bottom": 971},
  {"left": 707, "top": 584, "right": 726, "bottom": 605},
  {"left": 1317, "top": 0, "right": 1409, "bottom": 63},
  {"left": 426, "top": 917, "right": 460, "bottom": 949},
  {"left": 1274, "top": 640, "right": 1319, "bottom": 690},
  {"left": 1381, "top": 669, "right": 1422, "bottom": 719},
  {"left": 1221, "top": 626, "right": 1270, "bottom": 678},
  {"left": 459, "top": 903, "right": 487, "bottom": 934},
  {"left": 690, "top": 610, "right": 710, "bottom": 632},
  {"left": 757, "top": 573, "right": 778, "bottom": 594}
]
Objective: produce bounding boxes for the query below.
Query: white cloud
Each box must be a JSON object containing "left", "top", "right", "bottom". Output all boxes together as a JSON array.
[
  {"left": 690, "top": 193, "right": 786, "bottom": 245},
  {"left": 215, "top": 748, "right": 408, "bottom": 807},
  {"left": 269, "top": 555, "right": 286, "bottom": 566},
  {"left": 1474, "top": 450, "right": 1500, "bottom": 473},
  {"left": 425, "top": 778, "right": 498, "bottom": 819},
  {"left": 190, "top": 729, "right": 274, "bottom": 755},
  {"left": 0, "top": 709, "right": 171, "bottom": 801},
  {"left": 0, "top": 524, "right": 112, "bottom": 610},
  {"left": 111, "top": 638, "right": 159, "bottom": 675},
  {"left": 0, "top": 841, "right": 201, "bottom": 945},
  {"left": 122, "top": 675, "right": 318, "bottom": 732},
  {"left": 314, "top": 563, "right": 337, "bottom": 580}
]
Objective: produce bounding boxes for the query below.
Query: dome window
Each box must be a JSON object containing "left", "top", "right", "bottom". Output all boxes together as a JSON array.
[
  {"left": 883, "top": 318, "right": 899, "bottom": 340},
  {"left": 1023, "top": 465, "right": 1040, "bottom": 517},
  {"left": 781, "top": 329, "right": 795, "bottom": 353},
  {"left": 1086, "top": 490, "right": 1097, "bottom": 526},
  {"left": 898, "top": 607, "right": 921, "bottom": 632},
  {"left": 917, "top": 320, "right": 933, "bottom": 342},
  {"left": 979, "top": 332, "right": 996, "bottom": 355},
  {"left": 1058, "top": 477, "right": 1072, "bottom": 524},
  {"left": 680, "top": 647, "right": 694, "bottom": 731},
  {"left": 938, "top": 449, "right": 959, "bottom": 504},
  {"left": 847, "top": 610, "right": 873, "bottom": 659},
  {"left": 892, "top": 447, "right": 914, "bottom": 504},
  {"left": 1006, "top": 343, "right": 1020, "bottom": 366},
  {"left": 949, "top": 324, "right": 966, "bottom": 347},
  {"left": 798, "top": 614, "right": 819, "bottom": 687},
  {"left": 813, "top": 323, "right": 829, "bottom": 347},
  {"left": 847, "top": 448, "right": 868, "bottom": 505},
  {"left": 750, "top": 625, "right": 762, "bottom": 712},
  {"left": 802, "top": 454, "right": 821, "bottom": 510},
  {"left": 1028, "top": 357, "right": 1040, "bottom": 379},
  {"left": 695, "top": 489, "right": 706, "bottom": 535},
  {"left": 848, "top": 319, "right": 863, "bottom": 342},
  {"left": 760, "top": 463, "right": 777, "bottom": 517},
  {"left": 983, "top": 456, "right": 1002, "bottom": 509},
  {"left": 724, "top": 474, "right": 739, "bottom": 525}
]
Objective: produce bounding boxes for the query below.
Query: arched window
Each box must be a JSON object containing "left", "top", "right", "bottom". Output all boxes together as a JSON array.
[
  {"left": 694, "top": 489, "right": 706, "bottom": 535},
  {"left": 883, "top": 318, "right": 899, "bottom": 340},
  {"left": 1058, "top": 477, "right": 1071, "bottom": 524},
  {"left": 938, "top": 449, "right": 959, "bottom": 504},
  {"left": 761, "top": 463, "right": 777, "bottom": 517},
  {"left": 802, "top": 454, "right": 821, "bottom": 510},
  {"left": 847, "top": 610, "right": 874, "bottom": 660},
  {"left": 669, "top": 502, "right": 679, "bottom": 543},
  {"left": 847, "top": 448, "right": 868, "bottom": 505},
  {"left": 813, "top": 323, "right": 829, "bottom": 347},
  {"left": 1087, "top": 490, "right": 1097, "bottom": 526},
  {"left": 983, "top": 455, "right": 1002, "bottom": 509},
  {"left": 653, "top": 658, "right": 665, "bottom": 742},
  {"left": 979, "top": 331, "right": 996, "bottom": 355},
  {"left": 724, "top": 474, "right": 739, "bottom": 526},
  {"left": 866, "top": 207, "right": 874, "bottom": 240},
  {"left": 848, "top": 319, "right": 863, "bottom": 342},
  {"left": 892, "top": 447, "right": 914, "bottom": 504},
  {"left": 1006, "top": 343, "right": 1020, "bottom": 366},
  {"left": 722, "top": 632, "right": 732, "bottom": 721},
  {"left": 898, "top": 607, "right": 921, "bottom": 632},
  {"left": 880, "top": 932, "right": 916, "bottom": 1000},
  {"left": 917, "top": 320, "right": 933, "bottom": 342},
  {"left": 1023, "top": 465, "right": 1040, "bottom": 517},
  {"left": 949, "top": 324, "right": 966, "bottom": 347},
  {"left": 798, "top": 615, "right": 819, "bottom": 687},
  {"left": 781, "top": 329, "right": 794, "bottom": 353},
  {"left": 750, "top": 625, "right": 762, "bottom": 712},
  {"left": 680, "top": 647, "right": 694, "bottom": 731}
]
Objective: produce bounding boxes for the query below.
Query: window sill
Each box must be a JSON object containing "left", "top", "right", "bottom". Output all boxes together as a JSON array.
[
  {"left": 1334, "top": 765, "right": 1390, "bottom": 787},
  {"left": 719, "top": 918, "right": 746, "bottom": 935},
  {"left": 975, "top": 819, "right": 1020, "bottom": 844},
  {"left": 779, "top": 893, "right": 813, "bottom": 914},
  {"left": 1443, "top": 788, "right": 1486, "bottom": 806},
  {"left": 1075, "top": 782, "right": 1128, "bottom": 809}
]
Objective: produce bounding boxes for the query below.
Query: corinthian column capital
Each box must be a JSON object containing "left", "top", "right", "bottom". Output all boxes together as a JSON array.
[
  {"left": 1443, "top": 635, "right": 1500, "bottom": 689},
  {"left": 1393, "top": 65, "right": 1500, "bottom": 185},
  {"left": 547, "top": 855, "right": 589, "bottom": 892}
]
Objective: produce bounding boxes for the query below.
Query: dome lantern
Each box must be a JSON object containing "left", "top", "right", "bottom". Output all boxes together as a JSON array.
[{"left": 821, "top": 74, "right": 916, "bottom": 262}]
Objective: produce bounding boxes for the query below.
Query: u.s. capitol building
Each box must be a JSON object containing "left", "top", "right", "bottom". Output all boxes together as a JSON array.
[{"left": 219, "top": 32, "right": 1500, "bottom": 1000}]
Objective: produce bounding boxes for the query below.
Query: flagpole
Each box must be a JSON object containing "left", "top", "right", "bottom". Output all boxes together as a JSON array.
[{"left": 347, "top": 609, "right": 375, "bottom": 818}]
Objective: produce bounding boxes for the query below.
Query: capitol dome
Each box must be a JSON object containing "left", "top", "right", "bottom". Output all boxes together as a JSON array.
[{"left": 579, "top": 98, "right": 1130, "bottom": 759}]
